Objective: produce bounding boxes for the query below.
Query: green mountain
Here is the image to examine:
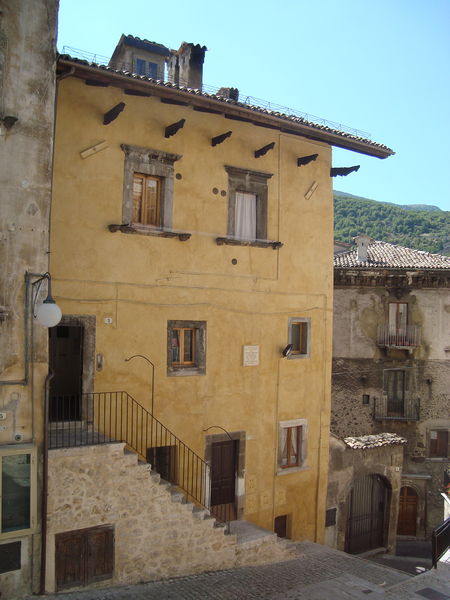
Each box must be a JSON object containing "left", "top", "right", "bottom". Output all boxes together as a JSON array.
[{"left": 334, "top": 191, "right": 450, "bottom": 255}]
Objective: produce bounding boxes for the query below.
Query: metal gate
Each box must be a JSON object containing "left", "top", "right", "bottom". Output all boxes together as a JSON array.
[{"left": 345, "top": 474, "right": 389, "bottom": 554}]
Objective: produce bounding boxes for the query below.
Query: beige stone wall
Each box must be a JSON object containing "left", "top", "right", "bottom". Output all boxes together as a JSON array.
[
  {"left": 46, "top": 442, "right": 293, "bottom": 593},
  {"left": 326, "top": 434, "right": 404, "bottom": 553}
]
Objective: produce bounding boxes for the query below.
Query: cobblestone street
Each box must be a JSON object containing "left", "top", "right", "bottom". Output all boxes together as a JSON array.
[{"left": 31, "top": 541, "right": 450, "bottom": 600}]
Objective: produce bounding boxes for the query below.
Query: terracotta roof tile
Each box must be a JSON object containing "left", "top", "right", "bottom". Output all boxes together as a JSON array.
[
  {"left": 334, "top": 240, "right": 450, "bottom": 270},
  {"left": 57, "top": 54, "right": 392, "bottom": 154}
]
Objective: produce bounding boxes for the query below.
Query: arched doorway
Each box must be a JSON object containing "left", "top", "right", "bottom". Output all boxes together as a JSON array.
[
  {"left": 345, "top": 474, "right": 390, "bottom": 554},
  {"left": 397, "top": 486, "right": 418, "bottom": 536}
]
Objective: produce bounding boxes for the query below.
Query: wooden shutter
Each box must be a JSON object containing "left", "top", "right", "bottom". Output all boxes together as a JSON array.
[
  {"left": 430, "top": 430, "right": 448, "bottom": 458},
  {"left": 132, "top": 174, "right": 161, "bottom": 226}
]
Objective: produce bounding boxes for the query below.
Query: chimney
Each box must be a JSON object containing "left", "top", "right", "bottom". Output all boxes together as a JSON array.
[
  {"left": 167, "top": 42, "right": 207, "bottom": 90},
  {"left": 217, "top": 87, "right": 239, "bottom": 102},
  {"left": 354, "top": 234, "right": 373, "bottom": 262}
]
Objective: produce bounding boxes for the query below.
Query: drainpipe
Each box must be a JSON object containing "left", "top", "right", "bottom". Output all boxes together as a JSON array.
[{"left": 39, "top": 370, "right": 54, "bottom": 595}]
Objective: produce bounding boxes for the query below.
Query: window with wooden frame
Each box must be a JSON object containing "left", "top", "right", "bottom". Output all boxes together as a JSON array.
[
  {"left": 132, "top": 173, "right": 162, "bottom": 227},
  {"left": 429, "top": 430, "right": 449, "bottom": 458},
  {"left": 121, "top": 144, "right": 181, "bottom": 232},
  {"left": 0, "top": 447, "right": 36, "bottom": 539},
  {"left": 288, "top": 318, "right": 310, "bottom": 358},
  {"left": 278, "top": 419, "right": 307, "bottom": 473},
  {"left": 167, "top": 320, "right": 206, "bottom": 376}
]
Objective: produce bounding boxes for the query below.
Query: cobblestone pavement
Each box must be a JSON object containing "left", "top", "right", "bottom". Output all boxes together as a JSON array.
[{"left": 31, "top": 541, "right": 450, "bottom": 600}]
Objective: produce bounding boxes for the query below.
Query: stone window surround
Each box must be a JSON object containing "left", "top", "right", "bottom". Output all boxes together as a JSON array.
[
  {"left": 221, "top": 165, "right": 275, "bottom": 246},
  {"left": 167, "top": 320, "right": 206, "bottom": 376},
  {"left": 277, "top": 418, "right": 308, "bottom": 475},
  {"left": 0, "top": 445, "right": 37, "bottom": 540},
  {"left": 204, "top": 430, "right": 246, "bottom": 520},
  {"left": 121, "top": 143, "right": 182, "bottom": 234},
  {"left": 287, "top": 317, "right": 311, "bottom": 360}
]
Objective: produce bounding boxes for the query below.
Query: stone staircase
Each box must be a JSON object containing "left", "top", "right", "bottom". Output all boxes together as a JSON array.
[{"left": 47, "top": 441, "right": 297, "bottom": 593}]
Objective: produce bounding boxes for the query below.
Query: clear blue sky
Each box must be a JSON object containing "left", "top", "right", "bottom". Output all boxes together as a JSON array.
[{"left": 58, "top": 0, "right": 450, "bottom": 212}]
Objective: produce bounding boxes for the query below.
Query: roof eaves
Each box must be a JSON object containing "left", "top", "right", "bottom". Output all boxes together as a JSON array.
[{"left": 56, "top": 55, "right": 394, "bottom": 158}]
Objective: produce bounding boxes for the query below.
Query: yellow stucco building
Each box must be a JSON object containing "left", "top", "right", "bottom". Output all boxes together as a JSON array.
[{"left": 44, "top": 37, "right": 393, "bottom": 589}]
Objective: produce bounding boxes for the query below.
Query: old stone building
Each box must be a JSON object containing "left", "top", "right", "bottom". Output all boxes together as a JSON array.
[
  {"left": 330, "top": 236, "right": 450, "bottom": 547},
  {"left": 0, "top": 1, "right": 59, "bottom": 598}
]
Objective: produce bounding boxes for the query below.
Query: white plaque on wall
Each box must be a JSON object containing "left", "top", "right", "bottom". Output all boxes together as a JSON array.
[{"left": 243, "top": 345, "right": 259, "bottom": 366}]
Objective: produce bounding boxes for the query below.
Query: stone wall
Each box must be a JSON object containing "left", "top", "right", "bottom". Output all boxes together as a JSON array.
[
  {"left": 46, "top": 443, "right": 293, "bottom": 593},
  {"left": 325, "top": 434, "right": 404, "bottom": 553}
]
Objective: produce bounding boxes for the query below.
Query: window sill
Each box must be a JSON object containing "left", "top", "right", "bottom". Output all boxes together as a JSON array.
[
  {"left": 425, "top": 457, "right": 449, "bottom": 462},
  {"left": 215, "top": 237, "right": 283, "bottom": 249},
  {"left": 108, "top": 224, "right": 191, "bottom": 241},
  {"left": 167, "top": 366, "right": 205, "bottom": 377},
  {"left": 276, "top": 464, "right": 309, "bottom": 476},
  {"left": 287, "top": 353, "right": 310, "bottom": 360}
]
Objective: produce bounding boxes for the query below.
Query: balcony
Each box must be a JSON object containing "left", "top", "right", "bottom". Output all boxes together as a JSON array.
[
  {"left": 373, "top": 396, "right": 420, "bottom": 421},
  {"left": 377, "top": 324, "right": 421, "bottom": 349}
]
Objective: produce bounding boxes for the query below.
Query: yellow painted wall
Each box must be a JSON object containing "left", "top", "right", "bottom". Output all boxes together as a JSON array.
[{"left": 51, "top": 76, "right": 333, "bottom": 542}]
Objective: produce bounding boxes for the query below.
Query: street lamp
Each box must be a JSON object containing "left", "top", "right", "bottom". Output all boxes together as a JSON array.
[{"left": 32, "top": 272, "right": 62, "bottom": 327}]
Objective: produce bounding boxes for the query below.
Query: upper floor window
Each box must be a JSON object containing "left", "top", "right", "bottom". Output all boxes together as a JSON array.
[
  {"left": 121, "top": 144, "right": 181, "bottom": 232},
  {"left": 225, "top": 166, "right": 272, "bottom": 242},
  {"left": 278, "top": 419, "right": 308, "bottom": 473},
  {"left": 384, "top": 369, "right": 406, "bottom": 416},
  {"left": 167, "top": 320, "right": 206, "bottom": 376},
  {"left": 288, "top": 318, "right": 310, "bottom": 358},
  {"left": 132, "top": 173, "right": 162, "bottom": 227},
  {"left": 135, "top": 59, "right": 158, "bottom": 78},
  {"left": 429, "top": 430, "right": 449, "bottom": 458}
]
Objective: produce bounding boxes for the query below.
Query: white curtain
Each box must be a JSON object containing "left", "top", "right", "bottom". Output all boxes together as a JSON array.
[
  {"left": 279, "top": 427, "right": 288, "bottom": 466},
  {"left": 235, "top": 192, "right": 256, "bottom": 240}
]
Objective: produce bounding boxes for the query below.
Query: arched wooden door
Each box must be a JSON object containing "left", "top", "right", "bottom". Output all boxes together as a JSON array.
[
  {"left": 345, "top": 474, "right": 389, "bottom": 554},
  {"left": 397, "top": 486, "right": 417, "bottom": 536}
]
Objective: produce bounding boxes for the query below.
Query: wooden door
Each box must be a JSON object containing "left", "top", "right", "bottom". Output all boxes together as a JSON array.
[
  {"left": 345, "top": 474, "right": 389, "bottom": 554},
  {"left": 49, "top": 325, "right": 83, "bottom": 421},
  {"left": 211, "top": 439, "right": 238, "bottom": 521},
  {"left": 397, "top": 486, "right": 417, "bottom": 536},
  {"left": 55, "top": 525, "right": 114, "bottom": 590}
]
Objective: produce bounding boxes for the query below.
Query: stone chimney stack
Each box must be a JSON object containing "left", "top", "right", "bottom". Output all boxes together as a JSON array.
[
  {"left": 354, "top": 234, "right": 373, "bottom": 262},
  {"left": 167, "top": 42, "right": 207, "bottom": 90}
]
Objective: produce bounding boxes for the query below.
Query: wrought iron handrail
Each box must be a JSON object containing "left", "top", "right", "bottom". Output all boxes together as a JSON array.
[
  {"left": 373, "top": 395, "right": 420, "bottom": 421},
  {"left": 48, "top": 391, "right": 231, "bottom": 529},
  {"left": 377, "top": 324, "right": 421, "bottom": 348}
]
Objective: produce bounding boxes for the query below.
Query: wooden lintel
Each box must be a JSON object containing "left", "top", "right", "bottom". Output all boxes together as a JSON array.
[
  {"left": 124, "top": 89, "right": 151, "bottom": 97},
  {"left": 103, "top": 102, "right": 126, "bottom": 125},
  {"left": 161, "top": 98, "right": 189, "bottom": 106},
  {"left": 255, "top": 142, "right": 275, "bottom": 158},
  {"left": 212, "top": 131, "right": 232, "bottom": 147},
  {"left": 85, "top": 79, "right": 109, "bottom": 87},
  {"left": 165, "top": 118, "right": 186, "bottom": 138}
]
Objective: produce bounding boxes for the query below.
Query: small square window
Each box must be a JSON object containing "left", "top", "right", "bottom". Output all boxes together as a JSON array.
[
  {"left": 278, "top": 419, "right": 307, "bottom": 472},
  {"left": 167, "top": 320, "right": 206, "bottom": 376},
  {"left": 288, "top": 318, "right": 310, "bottom": 359},
  {"left": 362, "top": 394, "right": 370, "bottom": 405}
]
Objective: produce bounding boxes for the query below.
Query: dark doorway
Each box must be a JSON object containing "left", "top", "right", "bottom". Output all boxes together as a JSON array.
[
  {"left": 274, "top": 515, "right": 287, "bottom": 538},
  {"left": 397, "top": 486, "right": 418, "bottom": 536},
  {"left": 210, "top": 439, "right": 238, "bottom": 522},
  {"left": 345, "top": 474, "right": 389, "bottom": 554},
  {"left": 55, "top": 525, "right": 114, "bottom": 590},
  {"left": 147, "top": 445, "right": 177, "bottom": 485},
  {"left": 49, "top": 325, "right": 83, "bottom": 421}
]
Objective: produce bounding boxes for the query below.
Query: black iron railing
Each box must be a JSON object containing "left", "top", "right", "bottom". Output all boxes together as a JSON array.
[
  {"left": 373, "top": 396, "right": 420, "bottom": 421},
  {"left": 432, "top": 516, "right": 450, "bottom": 568},
  {"left": 48, "top": 391, "right": 230, "bottom": 530},
  {"left": 377, "top": 324, "right": 421, "bottom": 348}
]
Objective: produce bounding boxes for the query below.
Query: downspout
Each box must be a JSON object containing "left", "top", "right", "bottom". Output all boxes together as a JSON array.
[{"left": 39, "top": 369, "right": 54, "bottom": 595}]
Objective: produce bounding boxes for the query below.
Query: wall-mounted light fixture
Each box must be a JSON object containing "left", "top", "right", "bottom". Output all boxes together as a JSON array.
[
  {"left": 32, "top": 273, "right": 62, "bottom": 327},
  {"left": 282, "top": 344, "right": 293, "bottom": 358}
]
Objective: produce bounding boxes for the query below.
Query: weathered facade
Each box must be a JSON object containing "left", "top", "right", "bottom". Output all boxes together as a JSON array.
[
  {"left": 331, "top": 237, "right": 450, "bottom": 542},
  {"left": 40, "top": 38, "right": 392, "bottom": 592},
  {"left": 0, "top": 1, "right": 58, "bottom": 598}
]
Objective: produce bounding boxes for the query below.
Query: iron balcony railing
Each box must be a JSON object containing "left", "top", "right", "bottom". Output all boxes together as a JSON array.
[
  {"left": 377, "top": 324, "right": 421, "bottom": 349},
  {"left": 48, "top": 391, "right": 232, "bottom": 530},
  {"left": 373, "top": 396, "right": 420, "bottom": 421}
]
